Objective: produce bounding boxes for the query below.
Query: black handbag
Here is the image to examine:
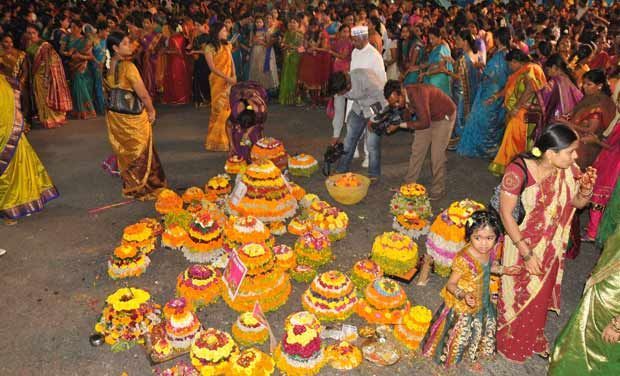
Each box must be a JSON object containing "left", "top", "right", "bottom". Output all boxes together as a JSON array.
[
  {"left": 490, "top": 157, "right": 529, "bottom": 225},
  {"left": 106, "top": 61, "right": 145, "bottom": 115}
]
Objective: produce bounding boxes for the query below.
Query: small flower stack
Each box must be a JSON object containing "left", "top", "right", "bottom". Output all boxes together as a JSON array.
[
  {"left": 301, "top": 270, "right": 358, "bottom": 322},
  {"left": 288, "top": 153, "right": 318, "bottom": 177},
  {"left": 163, "top": 297, "right": 202, "bottom": 351},
  {"left": 274, "top": 311, "right": 326, "bottom": 375},
  {"left": 356, "top": 278, "right": 411, "bottom": 325},
  {"left": 190, "top": 328, "right": 239, "bottom": 375},
  {"left": 394, "top": 305, "right": 433, "bottom": 351},
  {"left": 176, "top": 264, "right": 222, "bottom": 311},
  {"left": 371, "top": 231, "right": 419, "bottom": 276},
  {"left": 231, "top": 312, "right": 269, "bottom": 347},
  {"left": 107, "top": 244, "right": 150, "bottom": 279}
]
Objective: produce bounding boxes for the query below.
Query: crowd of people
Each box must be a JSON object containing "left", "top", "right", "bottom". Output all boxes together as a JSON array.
[{"left": 1, "top": 0, "right": 620, "bottom": 374}]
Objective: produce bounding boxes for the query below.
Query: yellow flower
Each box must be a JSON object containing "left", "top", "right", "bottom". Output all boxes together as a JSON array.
[{"left": 106, "top": 288, "right": 151, "bottom": 311}]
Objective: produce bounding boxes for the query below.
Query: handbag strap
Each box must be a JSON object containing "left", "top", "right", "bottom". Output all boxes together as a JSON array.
[{"left": 114, "top": 60, "right": 121, "bottom": 86}]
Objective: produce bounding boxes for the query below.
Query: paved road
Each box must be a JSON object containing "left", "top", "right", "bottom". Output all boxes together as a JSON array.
[{"left": 0, "top": 104, "right": 598, "bottom": 375}]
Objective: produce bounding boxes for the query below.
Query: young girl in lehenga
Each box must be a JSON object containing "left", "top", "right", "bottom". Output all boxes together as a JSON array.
[{"left": 422, "top": 210, "right": 521, "bottom": 370}]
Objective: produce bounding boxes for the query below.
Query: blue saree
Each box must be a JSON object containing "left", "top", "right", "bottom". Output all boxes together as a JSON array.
[
  {"left": 423, "top": 43, "right": 452, "bottom": 96},
  {"left": 89, "top": 38, "right": 106, "bottom": 115},
  {"left": 456, "top": 49, "right": 510, "bottom": 159},
  {"left": 453, "top": 53, "right": 482, "bottom": 138}
]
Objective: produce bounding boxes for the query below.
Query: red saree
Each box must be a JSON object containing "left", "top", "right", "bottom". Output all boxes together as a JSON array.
[
  {"left": 497, "top": 161, "right": 579, "bottom": 362},
  {"left": 162, "top": 33, "right": 191, "bottom": 105}
]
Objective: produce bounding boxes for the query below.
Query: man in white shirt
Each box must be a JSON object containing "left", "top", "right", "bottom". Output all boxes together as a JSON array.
[{"left": 331, "top": 25, "right": 386, "bottom": 168}]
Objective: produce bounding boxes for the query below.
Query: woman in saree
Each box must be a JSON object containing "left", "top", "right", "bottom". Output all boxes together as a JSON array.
[
  {"left": 204, "top": 23, "right": 235, "bottom": 152},
  {"left": 497, "top": 124, "right": 596, "bottom": 363},
  {"left": 400, "top": 25, "right": 426, "bottom": 85},
  {"left": 248, "top": 16, "right": 279, "bottom": 92},
  {"left": 557, "top": 70, "right": 617, "bottom": 257},
  {"left": 162, "top": 23, "right": 192, "bottom": 105},
  {"left": 548, "top": 225, "right": 620, "bottom": 375},
  {"left": 420, "top": 26, "right": 452, "bottom": 97},
  {"left": 596, "top": 179, "right": 620, "bottom": 249},
  {"left": 488, "top": 49, "right": 547, "bottom": 176},
  {"left": 328, "top": 25, "right": 352, "bottom": 74},
  {"left": 569, "top": 44, "right": 594, "bottom": 87},
  {"left": 105, "top": 32, "right": 166, "bottom": 200},
  {"left": 585, "top": 77, "right": 620, "bottom": 242},
  {"left": 25, "top": 25, "right": 72, "bottom": 128},
  {"left": 278, "top": 18, "right": 304, "bottom": 106},
  {"left": 62, "top": 21, "right": 96, "bottom": 120},
  {"left": 0, "top": 34, "right": 31, "bottom": 130},
  {"left": 456, "top": 27, "right": 511, "bottom": 159},
  {"left": 86, "top": 23, "right": 108, "bottom": 116},
  {"left": 191, "top": 20, "right": 211, "bottom": 109},
  {"left": 0, "top": 74, "right": 58, "bottom": 222},
  {"left": 140, "top": 14, "right": 164, "bottom": 101},
  {"left": 226, "top": 82, "right": 267, "bottom": 162},
  {"left": 542, "top": 54, "right": 583, "bottom": 122},
  {"left": 446, "top": 30, "right": 482, "bottom": 149},
  {"left": 298, "top": 18, "right": 331, "bottom": 109},
  {"left": 383, "top": 21, "right": 400, "bottom": 81}
]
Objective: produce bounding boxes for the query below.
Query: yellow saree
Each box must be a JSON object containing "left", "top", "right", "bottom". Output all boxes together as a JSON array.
[
  {"left": 489, "top": 63, "right": 546, "bottom": 175},
  {"left": 205, "top": 43, "right": 233, "bottom": 151},
  {"left": 105, "top": 61, "right": 166, "bottom": 200},
  {"left": 0, "top": 75, "right": 58, "bottom": 218}
]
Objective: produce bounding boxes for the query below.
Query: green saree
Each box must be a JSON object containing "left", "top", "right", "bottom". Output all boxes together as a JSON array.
[
  {"left": 278, "top": 31, "right": 303, "bottom": 105},
  {"left": 596, "top": 179, "right": 620, "bottom": 249},
  {"left": 549, "top": 226, "right": 620, "bottom": 375}
]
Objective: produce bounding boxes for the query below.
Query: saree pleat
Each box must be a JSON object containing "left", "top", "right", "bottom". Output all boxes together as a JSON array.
[{"left": 205, "top": 44, "right": 233, "bottom": 151}]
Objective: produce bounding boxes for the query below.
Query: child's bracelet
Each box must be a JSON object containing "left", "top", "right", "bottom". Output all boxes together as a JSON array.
[{"left": 454, "top": 287, "right": 465, "bottom": 300}]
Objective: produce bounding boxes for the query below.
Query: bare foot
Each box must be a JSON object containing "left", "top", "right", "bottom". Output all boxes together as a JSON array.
[
  {"left": 3, "top": 219, "right": 17, "bottom": 226},
  {"left": 417, "top": 255, "right": 432, "bottom": 286},
  {"left": 468, "top": 361, "right": 484, "bottom": 374}
]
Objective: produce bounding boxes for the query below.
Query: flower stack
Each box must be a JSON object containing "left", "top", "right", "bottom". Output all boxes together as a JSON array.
[
  {"left": 107, "top": 244, "right": 150, "bottom": 279},
  {"left": 301, "top": 270, "right": 358, "bottom": 322},
  {"left": 122, "top": 222, "right": 157, "bottom": 255},
  {"left": 230, "top": 348, "right": 275, "bottom": 376},
  {"left": 155, "top": 189, "right": 184, "bottom": 215},
  {"left": 273, "top": 244, "right": 296, "bottom": 271},
  {"left": 268, "top": 221, "right": 287, "bottom": 236},
  {"left": 183, "top": 212, "right": 226, "bottom": 265},
  {"left": 289, "top": 182, "right": 306, "bottom": 201},
  {"left": 162, "top": 210, "right": 193, "bottom": 250},
  {"left": 94, "top": 287, "right": 161, "bottom": 350},
  {"left": 326, "top": 341, "right": 363, "bottom": 370},
  {"left": 228, "top": 159, "right": 298, "bottom": 223},
  {"left": 225, "top": 155, "right": 247, "bottom": 175},
  {"left": 300, "top": 193, "right": 320, "bottom": 213},
  {"left": 291, "top": 264, "right": 317, "bottom": 283},
  {"left": 231, "top": 312, "right": 269, "bottom": 347},
  {"left": 205, "top": 174, "right": 232, "bottom": 201},
  {"left": 274, "top": 311, "right": 325, "bottom": 375},
  {"left": 224, "top": 215, "right": 274, "bottom": 252},
  {"left": 390, "top": 183, "right": 432, "bottom": 239},
  {"left": 307, "top": 200, "right": 349, "bottom": 241},
  {"left": 294, "top": 230, "right": 332, "bottom": 268},
  {"left": 288, "top": 153, "right": 318, "bottom": 177},
  {"left": 426, "top": 199, "right": 485, "bottom": 277},
  {"left": 138, "top": 217, "right": 164, "bottom": 237},
  {"left": 182, "top": 187, "right": 205, "bottom": 204},
  {"left": 349, "top": 259, "right": 383, "bottom": 291},
  {"left": 394, "top": 305, "right": 433, "bottom": 351},
  {"left": 371, "top": 232, "right": 419, "bottom": 276},
  {"left": 287, "top": 216, "right": 311, "bottom": 236},
  {"left": 356, "top": 278, "right": 411, "bottom": 325},
  {"left": 190, "top": 328, "right": 239, "bottom": 375},
  {"left": 250, "top": 137, "right": 288, "bottom": 171},
  {"left": 222, "top": 243, "right": 291, "bottom": 312},
  {"left": 163, "top": 297, "right": 202, "bottom": 351},
  {"left": 176, "top": 264, "right": 222, "bottom": 310}
]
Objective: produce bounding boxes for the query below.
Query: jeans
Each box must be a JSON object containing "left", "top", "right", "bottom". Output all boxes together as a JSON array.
[{"left": 336, "top": 110, "right": 381, "bottom": 177}]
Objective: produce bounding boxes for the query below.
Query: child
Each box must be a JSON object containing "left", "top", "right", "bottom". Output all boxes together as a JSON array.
[
  {"left": 422, "top": 209, "right": 521, "bottom": 370},
  {"left": 226, "top": 82, "right": 267, "bottom": 162}
]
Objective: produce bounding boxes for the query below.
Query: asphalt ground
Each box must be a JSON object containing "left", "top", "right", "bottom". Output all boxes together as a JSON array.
[{"left": 0, "top": 104, "right": 599, "bottom": 375}]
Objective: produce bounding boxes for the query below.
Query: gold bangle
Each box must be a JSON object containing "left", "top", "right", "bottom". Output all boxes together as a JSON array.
[
  {"left": 521, "top": 250, "right": 533, "bottom": 262},
  {"left": 454, "top": 287, "right": 465, "bottom": 300}
]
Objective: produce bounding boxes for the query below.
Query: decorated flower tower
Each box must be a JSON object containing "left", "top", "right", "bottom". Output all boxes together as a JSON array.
[
  {"left": 294, "top": 230, "right": 333, "bottom": 268},
  {"left": 394, "top": 305, "right": 433, "bottom": 351},
  {"left": 176, "top": 264, "right": 222, "bottom": 311},
  {"left": 371, "top": 231, "right": 419, "bottom": 276},
  {"left": 224, "top": 215, "right": 274, "bottom": 251},
  {"left": 301, "top": 270, "right": 358, "bottom": 322},
  {"left": 274, "top": 311, "right": 326, "bottom": 375},
  {"left": 356, "top": 278, "right": 411, "bottom": 325},
  {"left": 162, "top": 297, "right": 202, "bottom": 351},
  {"left": 228, "top": 159, "right": 298, "bottom": 224},
  {"left": 307, "top": 200, "right": 349, "bottom": 241},
  {"left": 425, "top": 199, "right": 485, "bottom": 277},
  {"left": 190, "top": 328, "right": 239, "bottom": 375},
  {"left": 222, "top": 243, "right": 291, "bottom": 312},
  {"left": 107, "top": 244, "right": 150, "bottom": 279},
  {"left": 183, "top": 212, "right": 227, "bottom": 266},
  {"left": 230, "top": 348, "right": 275, "bottom": 376},
  {"left": 94, "top": 287, "right": 161, "bottom": 350},
  {"left": 349, "top": 259, "right": 383, "bottom": 291},
  {"left": 231, "top": 312, "right": 269, "bottom": 347},
  {"left": 390, "top": 183, "right": 432, "bottom": 239},
  {"left": 250, "top": 137, "right": 288, "bottom": 171}
]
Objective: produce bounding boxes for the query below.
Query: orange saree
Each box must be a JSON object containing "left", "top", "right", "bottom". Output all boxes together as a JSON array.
[{"left": 205, "top": 43, "right": 233, "bottom": 151}]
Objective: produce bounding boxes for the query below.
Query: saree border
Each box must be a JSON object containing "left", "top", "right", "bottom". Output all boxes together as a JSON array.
[
  {"left": 2, "top": 186, "right": 59, "bottom": 219},
  {"left": 0, "top": 84, "right": 24, "bottom": 175}
]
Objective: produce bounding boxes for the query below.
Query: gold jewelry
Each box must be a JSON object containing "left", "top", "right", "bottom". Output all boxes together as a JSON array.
[
  {"left": 521, "top": 250, "right": 533, "bottom": 262},
  {"left": 454, "top": 287, "right": 465, "bottom": 300}
]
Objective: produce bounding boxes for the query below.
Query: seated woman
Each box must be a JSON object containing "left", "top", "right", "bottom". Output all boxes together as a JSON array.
[{"left": 226, "top": 81, "right": 267, "bottom": 162}]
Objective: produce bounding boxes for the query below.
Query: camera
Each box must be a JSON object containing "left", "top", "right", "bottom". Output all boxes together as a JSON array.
[
  {"left": 322, "top": 142, "right": 345, "bottom": 176},
  {"left": 369, "top": 106, "right": 407, "bottom": 136}
]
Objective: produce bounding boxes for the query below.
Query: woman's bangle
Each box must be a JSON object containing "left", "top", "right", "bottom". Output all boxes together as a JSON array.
[
  {"left": 612, "top": 317, "right": 620, "bottom": 332},
  {"left": 521, "top": 250, "right": 533, "bottom": 262},
  {"left": 579, "top": 189, "right": 593, "bottom": 197}
]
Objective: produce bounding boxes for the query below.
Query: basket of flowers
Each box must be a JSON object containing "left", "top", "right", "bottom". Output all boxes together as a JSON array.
[{"left": 325, "top": 173, "right": 370, "bottom": 205}]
